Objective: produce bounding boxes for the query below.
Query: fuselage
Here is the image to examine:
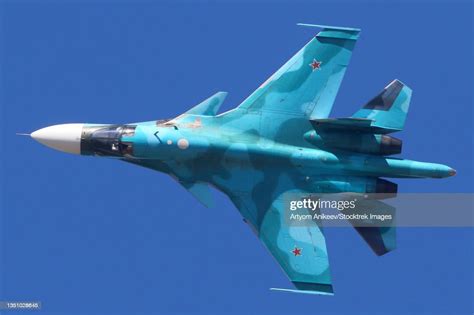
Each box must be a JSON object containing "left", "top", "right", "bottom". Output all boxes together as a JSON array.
[{"left": 30, "top": 110, "right": 454, "bottom": 199}]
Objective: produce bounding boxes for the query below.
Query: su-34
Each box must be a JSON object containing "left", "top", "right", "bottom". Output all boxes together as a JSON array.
[{"left": 24, "top": 24, "right": 455, "bottom": 295}]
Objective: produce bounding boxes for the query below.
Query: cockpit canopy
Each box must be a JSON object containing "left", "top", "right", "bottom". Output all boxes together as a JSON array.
[{"left": 81, "top": 125, "right": 136, "bottom": 157}]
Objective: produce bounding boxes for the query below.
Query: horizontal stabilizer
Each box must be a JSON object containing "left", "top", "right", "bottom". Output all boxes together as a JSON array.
[
  {"left": 352, "top": 80, "right": 412, "bottom": 131},
  {"left": 185, "top": 91, "right": 227, "bottom": 116}
]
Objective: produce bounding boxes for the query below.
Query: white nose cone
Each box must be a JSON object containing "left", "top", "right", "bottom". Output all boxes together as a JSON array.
[{"left": 31, "top": 123, "right": 84, "bottom": 154}]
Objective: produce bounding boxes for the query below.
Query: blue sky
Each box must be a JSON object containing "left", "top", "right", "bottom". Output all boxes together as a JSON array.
[{"left": 1, "top": 1, "right": 473, "bottom": 314}]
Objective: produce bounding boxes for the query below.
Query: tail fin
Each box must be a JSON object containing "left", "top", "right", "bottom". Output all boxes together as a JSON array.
[
  {"left": 348, "top": 198, "right": 397, "bottom": 256},
  {"left": 354, "top": 226, "right": 396, "bottom": 256},
  {"left": 352, "top": 80, "right": 412, "bottom": 132}
]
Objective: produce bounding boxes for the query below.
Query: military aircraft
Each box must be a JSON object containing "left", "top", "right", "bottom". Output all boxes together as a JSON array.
[{"left": 25, "top": 24, "right": 455, "bottom": 295}]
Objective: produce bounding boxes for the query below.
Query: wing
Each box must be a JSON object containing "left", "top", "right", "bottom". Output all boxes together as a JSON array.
[
  {"left": 230, "top": 188, "right": 334, "bottom": 295},
  {"left": 238, "top": 24, "right": 360, "bottom": 120},
  {"left": 221, "top": 173, "right": 396, "bottom": 294}
]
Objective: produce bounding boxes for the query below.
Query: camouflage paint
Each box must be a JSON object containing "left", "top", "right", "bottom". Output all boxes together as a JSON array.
[{"left": 63, "top": 25, "right": 454, "bottom": 295}]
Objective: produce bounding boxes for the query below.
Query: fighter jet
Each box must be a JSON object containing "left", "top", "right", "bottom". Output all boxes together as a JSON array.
[{"left": 25, "top": 24, "right": 455, "bottom": 295}]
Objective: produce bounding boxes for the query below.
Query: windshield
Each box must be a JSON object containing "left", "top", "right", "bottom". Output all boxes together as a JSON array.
[{"left": 81, "top": 125, "right": 137, "bottom": 157}]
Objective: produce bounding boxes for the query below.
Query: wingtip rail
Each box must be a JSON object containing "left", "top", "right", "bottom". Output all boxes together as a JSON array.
[
  {"left": 297, "top": 23, "right": 361, "bottom": 40},
  {"left": 270, "top": 287, "right": 335, "bottom": 296},
  {"left": 297, "top": 23, "right": 361, "bottom": 32}
]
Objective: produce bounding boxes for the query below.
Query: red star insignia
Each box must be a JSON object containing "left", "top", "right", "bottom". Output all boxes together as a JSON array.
[
  {"left": 309, "top": 59, "right": 322, "bottom": 71},
  {"left": 292, "top": 247, "right": 302, "bottom": 256}
]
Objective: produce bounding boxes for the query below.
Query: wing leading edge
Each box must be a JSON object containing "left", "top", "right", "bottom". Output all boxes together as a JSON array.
[
  {"left": 237, "top": 24, "right": 360, "bottom": 120},
  {"left": 223, "top": 174, "right": 396, "bottom": 294},
  {"left": 231, "top": 189, "right": 334, "bottom": 295}
]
